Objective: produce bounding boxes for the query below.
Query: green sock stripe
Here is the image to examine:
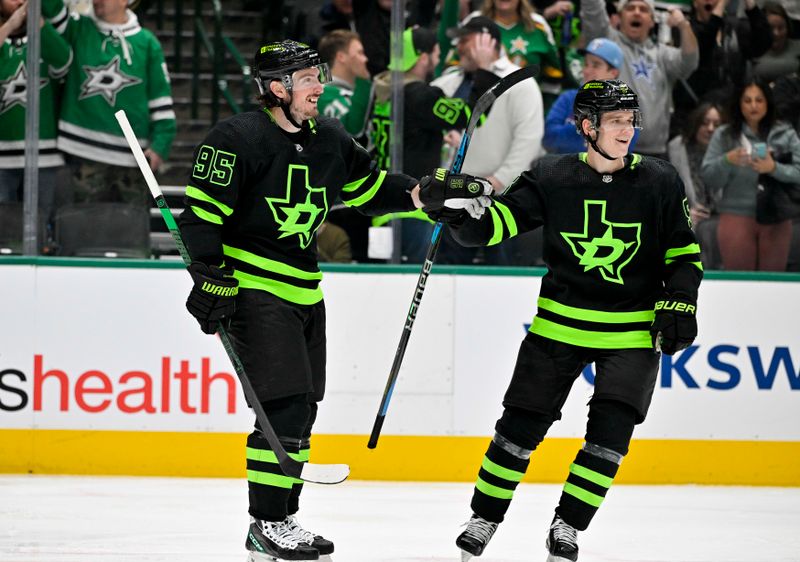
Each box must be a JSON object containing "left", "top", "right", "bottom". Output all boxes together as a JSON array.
[
  {"left": 563, "top": 482, "right": 605, "bottom": 508},
  {"left": 475, "top": 476, "right": 515, "bottom": 499},
  {"left": 247, "top": 469, "right": 296, "bottom": 489},
  {"left": 246, "top": 447, "right": 306, "bottom": 463},
  {"left": 481, "top": 456, "right": 525, "bottom": 483},
  {"left": 298, "top": 448, "right": 310, "bottom": 462},
  {"left": 570, "top": 462, "right": 614, "bottom": 489}
]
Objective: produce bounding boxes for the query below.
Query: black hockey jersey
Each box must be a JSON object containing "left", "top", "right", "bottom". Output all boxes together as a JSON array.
[
  {"left": 179, "top": 110, "right": 417, "bottom": 305},
  {"left": 452, "top": 153, "right": 703, "bottom": 350}
]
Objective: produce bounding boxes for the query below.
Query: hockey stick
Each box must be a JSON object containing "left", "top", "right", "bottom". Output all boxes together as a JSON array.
[
  {"left": 367, "top": 65, "right": 539, "bottom": 449},
  {"left": 114, "top": 110, "right": 349, "bottom": 485}
]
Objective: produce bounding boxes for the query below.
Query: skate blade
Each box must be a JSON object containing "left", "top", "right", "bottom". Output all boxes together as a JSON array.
[{"left": 247, "top": 553, "right": 326, "bottom": 562}]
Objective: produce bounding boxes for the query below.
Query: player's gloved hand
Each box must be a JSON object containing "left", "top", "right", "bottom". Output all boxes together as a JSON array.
[
  {"left": 186, "top": 261, "right": 238, "bottom": 334},
  {"left": 418, "top": 168, "right": 493, "bottom": 212},
  {"left": 650, "top": 297, "right": 697, "bottom": 355}
]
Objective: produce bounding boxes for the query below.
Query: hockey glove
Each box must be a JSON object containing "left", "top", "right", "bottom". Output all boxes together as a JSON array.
[
  {"left": 650, "top": 298, "right": 697, "bottom": 355},
  {"left": 186, "top": 261, "right": 238, "bottom": 335},
  {"left": 418, "top": 168, "right": 493, "bottom": 214}
]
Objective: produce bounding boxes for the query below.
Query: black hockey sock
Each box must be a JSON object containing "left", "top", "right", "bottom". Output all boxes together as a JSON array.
[
  {"left": 288, "top": 403, "right": 316, "bottom": 515},
  {"left": 246, "top": 395, "right": 311, "bottom": 522},
  {"left": 287, "top": 440, "right": 310, "bottom": 515},
  {"left": 555, "top": 446, "right": 621, "bottom": 531},
  {"left": 470, "top": 436, "right": 531, "bottom": 523}
]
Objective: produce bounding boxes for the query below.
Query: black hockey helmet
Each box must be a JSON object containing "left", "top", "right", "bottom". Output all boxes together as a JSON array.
[
  {"left": 252, "top": 40, "right": 331, "bottom": 98},
  {"left": 573, "top": 79, "right": 641, "bottom": 134}
]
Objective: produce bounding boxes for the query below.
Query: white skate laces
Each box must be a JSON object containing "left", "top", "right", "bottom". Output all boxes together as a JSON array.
[
  {"left": 286, "top": 514, "right": 316, "bottom": 544},
  {"left": 551, "top": 515, "right": 577, "bottom": 544},
  {"left": 255, "top": 517, "right": 301, "bottom": 549},
  {"left": 462, "top": 515, "right": 498, "bottom": 544}
]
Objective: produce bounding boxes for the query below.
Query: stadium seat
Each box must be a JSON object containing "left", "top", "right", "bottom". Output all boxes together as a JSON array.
[{"left": 55, "top": 202, "right": 151, "bottom": 258}]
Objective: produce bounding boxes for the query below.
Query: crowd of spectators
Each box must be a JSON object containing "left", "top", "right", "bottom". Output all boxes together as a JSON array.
[
  {"left": 310, "top": 0, "right": 800, "bottom": 271},
  {"left": 0, "top": 0, "right": 174, "bottom": 255},
  {"left": 2, "top": 0, "right": 800, "bottom": 270}
]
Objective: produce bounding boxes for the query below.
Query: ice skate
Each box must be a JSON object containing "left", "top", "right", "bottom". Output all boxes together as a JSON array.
[
  {"left": 545, "top": 514, "right": 578, "bottom": 562},
  {"left": 286, "top": 514, "right": 334, "bottom": 555},
  {"left": 246, "top": 516, "right": 319, "bottom": 561},
  {"left": 456, "top": 514, "right": 499, "bottom": 560}
]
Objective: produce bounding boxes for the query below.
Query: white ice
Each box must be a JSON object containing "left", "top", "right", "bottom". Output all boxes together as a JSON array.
[{"left": 1, "top": 475, "right": 798, "bottom": 562}]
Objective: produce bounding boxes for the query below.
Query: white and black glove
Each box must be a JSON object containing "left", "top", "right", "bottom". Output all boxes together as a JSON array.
[{"left": 418, "top": 168, "right": 493, "bottom": 223}]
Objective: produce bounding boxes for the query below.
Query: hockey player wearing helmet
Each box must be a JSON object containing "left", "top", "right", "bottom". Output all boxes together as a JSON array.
[
  {"left": 444, "top": 79, "right": 702, "bottom": 561},
  {"left": 178, "top": 40, "right": 491, "bottom": 562}
]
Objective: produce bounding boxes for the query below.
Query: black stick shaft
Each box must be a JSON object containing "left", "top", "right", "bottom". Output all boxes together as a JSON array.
[{"left": 366, "top": 66, "right": 538, "bottom": 449}]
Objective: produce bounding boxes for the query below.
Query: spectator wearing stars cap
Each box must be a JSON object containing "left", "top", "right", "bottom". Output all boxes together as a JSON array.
[{"left": 580, "top": 0, "right": 698, "bottom": 159}]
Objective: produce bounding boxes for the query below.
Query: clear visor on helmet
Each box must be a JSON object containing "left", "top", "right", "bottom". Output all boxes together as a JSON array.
[
  {"left": 598, "top": 109, "right": 642, "bottom": 131},
  {"left": 288, "top": 63, "right": 332, "bottom": 89}
]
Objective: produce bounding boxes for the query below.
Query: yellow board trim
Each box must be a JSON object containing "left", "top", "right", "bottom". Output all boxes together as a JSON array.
[{"left": 1, "top": 430, "right": 798, "bottom": 486}]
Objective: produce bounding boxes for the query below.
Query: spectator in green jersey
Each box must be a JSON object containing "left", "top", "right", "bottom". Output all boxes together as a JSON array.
[
  {"left": 317, "top": 29, "right": 372, "bottom": 140},
  {"left": 0, "top": 0, "right": 71, "bottom": 251},
  {"left": 44, "top": 0, "right": 175, "bottom": 256}
]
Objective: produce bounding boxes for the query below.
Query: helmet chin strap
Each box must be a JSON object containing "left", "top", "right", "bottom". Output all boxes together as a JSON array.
[
  {"left": 586, "top": 129, "right": 617, "bottom": 161},
  {"left": 280, "top": 95, "right": 304, "bottom": 130}
]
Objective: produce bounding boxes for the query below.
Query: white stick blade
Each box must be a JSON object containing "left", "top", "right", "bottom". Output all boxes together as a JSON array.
[
  {"left": 300, "top": 463, "right": 350, "bottom": 485},
  {"left": 113, "top": 110, "right": 163, "bottom": 200}
]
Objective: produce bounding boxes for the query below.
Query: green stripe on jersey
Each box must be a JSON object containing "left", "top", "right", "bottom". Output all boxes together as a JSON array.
[
  {"left": 537, "top": 298, "right": 654, "bottom": 323},
  {"left": 530, "top": 316, "right": 652, "bottom": 349},
  {"left": 234, "top": 270, "right": 323, "bottom": 305},
  {"left": 185, "top": 185, "right": 234, "bottom": 216}
]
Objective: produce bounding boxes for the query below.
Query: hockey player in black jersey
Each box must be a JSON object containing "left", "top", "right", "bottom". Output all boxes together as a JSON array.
[
  {"left": 178, "top": 40, "right": 491, "bottom": 562},
  {"left": 426, "top": 80, "right": 703, "bottom": 561}
]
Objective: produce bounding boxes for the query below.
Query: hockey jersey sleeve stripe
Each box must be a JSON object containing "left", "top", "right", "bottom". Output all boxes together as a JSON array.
[
  {"left": 186, "top": 185, "right": 234, "bottom": 216},
  {"left": 529, "top": 317, "right": 652, "bottom": 349},
  {"left": 665, "top": 259, "right": 703, "bottom": 270},
  {"left": 342, "top": 169, "right": 387, "bottom": 207},
  {"left": 151, "top": 110, "right": 177, "bottom": 122},
  {"left": 494, "top": 201, "right": 518, "bottom": 238},
  {"left": 487, "top": 207, "right": 504, "bottom": 246},
  {"left": 664, "top": 243, "right": 701, "bottom": 260},
  {"left": 148, "top": 96, "right": 173, "bottom": 108},
  {"left": 223, "top": 245, "right": 323, "bottom": 280},
  {"left": 537, "top": 297, "right": 654, "bottom": 323},
  {"left": 190, "top": 206, "right": 223, "bottom": 225},
  {"left": 49, "top": 6, "right": 68, "bottom": 33}
]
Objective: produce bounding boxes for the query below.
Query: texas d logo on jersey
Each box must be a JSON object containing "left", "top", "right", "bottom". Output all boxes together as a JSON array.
[
  {"left": 561, "top": 200, "right": 641, "bottom": 285},
  {"left": 266, "top": 164, "right": 328, "bottom": 249}
]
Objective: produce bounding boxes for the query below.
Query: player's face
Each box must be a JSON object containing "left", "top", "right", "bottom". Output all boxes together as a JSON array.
[
  {"left": 619, "top": 1, "right": 654, "bottom": 43},
  {"left": 594, "top": 110, "right": 636, "bottom": 158},
  {"left": 289, "top": 67, "right": 325, "bottom": 121},
  {"left": 582, "top": 54, "right": 618, "bottom": 83}
]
